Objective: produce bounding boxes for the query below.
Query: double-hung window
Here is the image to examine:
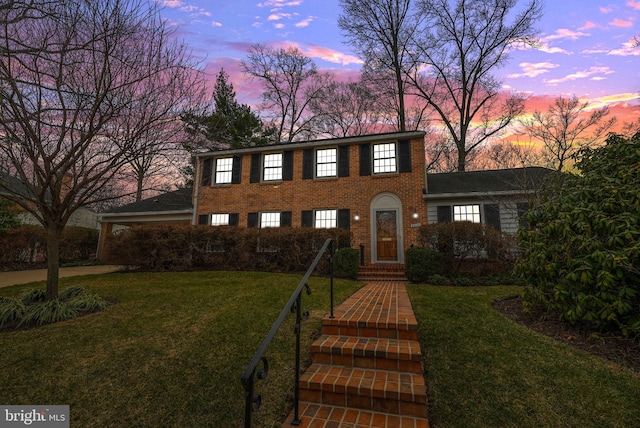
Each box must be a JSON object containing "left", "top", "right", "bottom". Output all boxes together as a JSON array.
[
  {"left": 373, "top": 143, "right": 397, "bottom": 174},
  {"left": 260, "top": 212, "right": 281, "bottom": 228},
  {"left": 454, "top": 204, "right": 481, "bottom": 223},
  {"left": 263, "top": 153, "right": 282, "bottom": 181},
  {"left": 215, "top": 158, "right": 233, "bottom": 184},
  {"left": 314, "top": 209, "right": 337, "bottom": 229},
  {"left": 210, "top": 213, "right": 230, "bottom": 226},
  {"left": 316, "top": 148, "right": 337, "bottom": 177}
]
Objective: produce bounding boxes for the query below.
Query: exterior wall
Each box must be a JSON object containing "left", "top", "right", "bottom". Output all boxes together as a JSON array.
[
  {"left": 195, "top": 133, "right": 426, "bottom": 265},
  {"left": 426, "top": 195, "right": 528, "bottom": 234}
]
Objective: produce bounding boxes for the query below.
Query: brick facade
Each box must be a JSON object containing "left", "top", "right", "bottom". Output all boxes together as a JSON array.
[{"left": 194, "top": 131, "right": 426, "bottom": 265}]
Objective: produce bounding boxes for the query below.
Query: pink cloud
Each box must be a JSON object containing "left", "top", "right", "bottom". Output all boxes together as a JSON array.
[
  {"left": 628, "top": 1, "right": 640, "bottom": 10},
  {"left": 295, "top": 16, "right": 316, "bottom": 28},
  {"left": 579, "top": 21, "right": 599, "bottom": 30},
  {"left": 610, "top": 18, "right": 633, "bottom": 27},
  {"left": 545, "top": 66, "right": 614, "bottom": 85},
  {"left": 599, "top": 6, "right": 613, "bottom": 13}
]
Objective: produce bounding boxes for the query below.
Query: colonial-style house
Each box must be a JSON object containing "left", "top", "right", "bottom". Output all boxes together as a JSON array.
[{"left": 193, "top": 131, "right": 427, "bottom": 265}]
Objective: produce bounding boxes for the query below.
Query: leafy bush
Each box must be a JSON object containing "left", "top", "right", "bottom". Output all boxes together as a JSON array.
[
  {"left": 416, "top": 221, "right": 516, "bottom": 276},
  {"left": 59, "top": 286, "right": 89, "bottom": 300},
  {"left": 517, "top": 133, "right": 640, "bottom": 338},
  {"left": 67, "top": 294, "right": 108, "bottom": 312},
  {"left": 427, "top": 274, "right": 450, "bottom": 286},
  {"left": 20, "top": 288, "right": 46, "bottom": 304},
  {"left": 0, "top": 297, "right": 25, "bottom": 328},
  {"left": 20, "top": 300, "right": 78, "bottom": 327},
  {"left": 105, "top": 225, "right": 351, "bottom": 274},
  {"left": 405, "top": 246, "right": 443, "bottom": 283},
  {"left": 333, "top": 248, "right": 359, "bottom": 280}
]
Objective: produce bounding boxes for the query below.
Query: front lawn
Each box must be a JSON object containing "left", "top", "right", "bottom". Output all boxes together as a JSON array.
[
  {"left": 408, "top": 285, "right": 640, "bottom": 428},
  {"left": 0, "top": 271, "right": 361, "bottom": 427}
]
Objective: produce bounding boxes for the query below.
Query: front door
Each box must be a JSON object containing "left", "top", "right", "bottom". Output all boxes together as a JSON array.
[{"left": 376, "top": 210, "right": 398, "bottom": 261}]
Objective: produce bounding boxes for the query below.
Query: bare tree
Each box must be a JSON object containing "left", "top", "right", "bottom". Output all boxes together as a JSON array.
[
  {"left": 520, "top": 95, "right": 616, "bottom": 171},
  {"left": 241, "top": 44, "right": 330, "bottom": 143},
  {"left": 0, "top": 0, "right": 204, "bottom": 299},
  {"left": 338, "top": 0, "right": 418, "bottom": 132},
  {"left": 406, "top": 0, "right": 543, "bottom": 171},
  {"left": 308, "top": 77, "right": 387, "bottom": 138}
]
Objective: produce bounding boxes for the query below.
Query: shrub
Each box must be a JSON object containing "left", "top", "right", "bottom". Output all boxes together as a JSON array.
[
  {"left": 517, "top": 133, "right": 640, "bottom": 338},
  {"left": 333, "top": 248, "right": 359, "bottom": 280},
  {"left": 0, "top": 297, "right": 25, "bottom": 328},
  {"left": 20, "top": 288, "right": 46, "bottom": 304},
  {"left": 59, "top": 286, "right": 89, "bottom": 300},
  {"left": 67, "top": 294, "right": 108, "bottom": 312},
  {"left": 105, "top": 225, "right": 351, "bottom": 274},
  {"left": 405, "top": 246, "right": 443, "bottom": 283},
  {"left": 20, "top": 300, "right": 78, "bottom": 327},
  {"left": 427, "top": 274, "right": 450, "bottom": 286},
  {"left": 417, "top": 221, "right": 516, "bottom": 275}
]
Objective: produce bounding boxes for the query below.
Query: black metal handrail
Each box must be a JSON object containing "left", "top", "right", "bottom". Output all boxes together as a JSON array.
[{"left": 241, "top": 238, "right": 335, "bottom": 428}]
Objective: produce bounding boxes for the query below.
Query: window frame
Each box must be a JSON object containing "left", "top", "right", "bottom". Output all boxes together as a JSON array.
[
  {"left": 314, "top": 209, "right": 337, "bottom": 229},
  {"left": 214, "top": 157, "right": 233, "bottom": 184},
  {"left": 210, "top": 213, "right": 230, "bottom": 226},
  {"left": 262, "top": 152, "right": 283, "bottom": 181},
  {"left": 316, "top": 147, "right": 337, "bottom": 178},
  {"left": 372, "top": 142, "right": 397, "bottom": 174},
  {"left": 453, "top": 204, "right": 481, "bottom": 223},
  {"left": 260, "top": 211, "right": 281, "bottom": 228}
]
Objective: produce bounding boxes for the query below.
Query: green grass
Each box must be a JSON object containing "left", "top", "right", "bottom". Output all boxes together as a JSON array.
[
  {"left": 0, "top": 271, "right": 362, "bottom": 427},
  {"left": 407, "top": 284, "right": 640, "bottom": 428}
]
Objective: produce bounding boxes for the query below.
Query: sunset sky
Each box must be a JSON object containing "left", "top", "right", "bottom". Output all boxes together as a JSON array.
[{"left": 160, "top": 0, "right": 640, "bottom": 126}]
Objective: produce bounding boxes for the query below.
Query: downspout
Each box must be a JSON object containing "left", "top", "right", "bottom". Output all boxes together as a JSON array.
[{"left": 191, "top": 154, "right": 201, "bottom": 225}]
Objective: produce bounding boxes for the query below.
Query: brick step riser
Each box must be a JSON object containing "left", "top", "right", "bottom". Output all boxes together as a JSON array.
[
  {"left": 312, "top": 352, "right": 423, "bottom": 374},
  {"left": 299, "top": 389, "right": 428, "bottom": 418},
  {"left": 321, "top": 325, "right": 419, "bottom": 341}
]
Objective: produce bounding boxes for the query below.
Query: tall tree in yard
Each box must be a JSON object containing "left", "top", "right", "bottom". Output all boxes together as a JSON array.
[
  {"left": 406, "top": 0, "right": 543, "bottom": 171},
  {"left": 519, "top": 95, "right": 616, "bottom": 171},
  {"left": 338, "top": 0, "right": 418, "bottom": 132},
  {"left": 0, "top": 0, "right": 204, "bottom": 299},
  {"left": 182, "top": 69, "right": 272, "bottom": 151},
  {"left": 241, "top": 44, "right": 330, "bottom": 143}
]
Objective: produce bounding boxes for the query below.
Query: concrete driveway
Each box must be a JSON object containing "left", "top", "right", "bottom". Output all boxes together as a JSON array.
[{"left": 0, "top": 265, "right": 125, "bottom": 288}]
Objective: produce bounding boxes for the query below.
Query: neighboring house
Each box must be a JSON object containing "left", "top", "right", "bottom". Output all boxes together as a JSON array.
[
  {"left": 0, "top": 171, "right": 99, "bottom": 230},
  {"left": 97, "top": 187, "right": 193, "bottom": 258},
  {"left": 424, "top": 167, "right": 553, "bottom": 234},
  {"left": 193, "top": 131, "right": 427, "bottom": 265}
]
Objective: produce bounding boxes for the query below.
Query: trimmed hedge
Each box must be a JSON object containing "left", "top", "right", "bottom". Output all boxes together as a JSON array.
[
  {"left": 333, "top": 248, "right": 359, "bottom": 280},
  {"left": 0, "top": 225, "right": 99, "bottom": 270},
  {"left": 104, "top": 224, "right": 352, "bottom": 274}
]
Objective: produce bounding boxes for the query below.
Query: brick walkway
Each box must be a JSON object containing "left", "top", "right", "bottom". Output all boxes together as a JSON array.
[{"left": 283, "top": 281, "right": 429, "bottom": 428}]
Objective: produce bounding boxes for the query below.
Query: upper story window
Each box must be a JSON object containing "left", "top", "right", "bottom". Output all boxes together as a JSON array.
[
  {"left": 316, "top": 148, "right": 337, "bottom": 177},
  {"left": 373, "top": 143, "right": 397, "bottom": 174},
  {"left": 260, "top": 211, "right": 281, "bottom": 228},
  {"left": 263, "top": 153, "right": 283, "bottom": 181},
  {"left": 314, "top": 209, "right": 337, "bottom": 228},
  {"left": 454, "top": 204, "right": 481, "bottom": 223},
  {"left": 215, "top": 158, "right": 233, "bottom": 184}
]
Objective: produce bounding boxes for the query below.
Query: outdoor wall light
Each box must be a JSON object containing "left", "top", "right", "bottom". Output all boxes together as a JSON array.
[
  {"left": 412, "top": 212, "right": 419, "bottom": 219},
  {"left": 354, "top": 215, "right": 360, "bottom": 221}
]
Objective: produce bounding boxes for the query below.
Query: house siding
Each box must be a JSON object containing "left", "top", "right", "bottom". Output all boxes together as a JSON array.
[
  {"left": 426, "top": 197, "right": 526, "bottom": 234},
  {"left": 195, "top": 132, "right": 426, "bottom": 265}
]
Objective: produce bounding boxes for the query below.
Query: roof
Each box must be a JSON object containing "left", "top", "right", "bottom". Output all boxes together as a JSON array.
[
  {"left": 426, "top": 167, "right": 554, "bottom": 196},
  {"left": 103, "top": 187, "right": 193, "bottom": 214},
  {"left": 196, "top": 130, "right": 426, "bottom": 158}
]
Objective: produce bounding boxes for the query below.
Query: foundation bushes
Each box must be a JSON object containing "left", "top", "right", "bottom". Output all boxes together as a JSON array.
[
  {"left": 105, "top": 224, "right": 352, "bottom": 274},
  {"left": 407, "top": 221, "right": 518, "bottom": 283},
  {"left": 333, "top": 248, "right": 359, "bottom": 280}
]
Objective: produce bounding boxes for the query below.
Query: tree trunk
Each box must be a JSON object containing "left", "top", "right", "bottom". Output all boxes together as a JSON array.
[
  {"left": 457, "top": 149, "right": 466, "bottom": 172},
  {"left": 45, "top": 226, "right": 62, "bottom": 301}
]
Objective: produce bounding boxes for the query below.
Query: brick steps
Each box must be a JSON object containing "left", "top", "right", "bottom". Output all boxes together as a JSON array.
[
  {"left": 358, "top": 264, "right": 407, "bottom": 281},
  {"left": 284, "top": 281, "right": 429, "bottom": 427},
  {"left": 311, "top": 335, "right": 423, "bottom": 374}
]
